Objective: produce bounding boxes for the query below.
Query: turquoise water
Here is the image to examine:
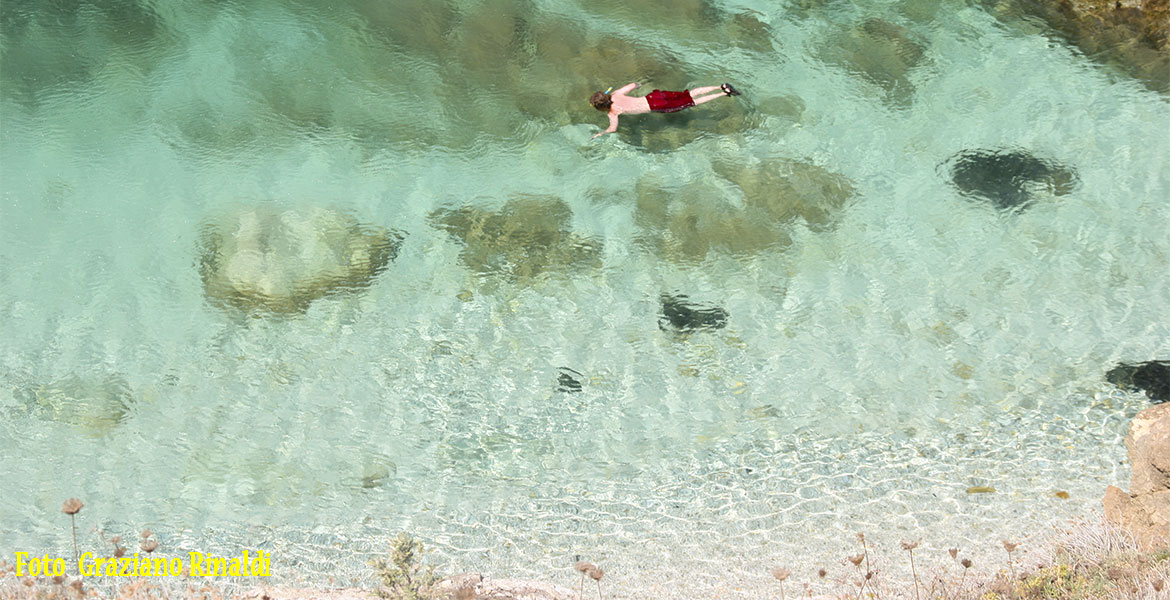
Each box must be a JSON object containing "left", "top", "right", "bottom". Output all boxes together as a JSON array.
[{"left": 2, "top": 0, "right": 1168, "bottom": 595}]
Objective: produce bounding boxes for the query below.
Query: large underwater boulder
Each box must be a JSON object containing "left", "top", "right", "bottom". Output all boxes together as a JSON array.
[
  {"left": 428, "top": 196, "right": 602, "bottom": 282},
  {"left": 945, "top": 148, "right": 1079, "bottom": 210},
  {"left": 198, "top": 206, "right": 401, "bottom": 314},
  {"left": 635, "top": 157, "right": 854, "bottom": 262}
]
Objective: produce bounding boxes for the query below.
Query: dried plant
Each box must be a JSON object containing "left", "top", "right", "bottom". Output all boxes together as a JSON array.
[
  {"left": 588, "top": 565, "right": 604, "bottom": 600},
  {"left": 369, "top": 533, "right": 438, "bottom": 600},
  {"left": 857, "top": 533, "right": 871, "bottom": 574},
  {"left": 1002, "top": 540, "right": 1019, "bottom": 581},
  {"left": 958, "top": 557, "right": 972, "bottom": 592},
  {"left": 60, "top": 498, "right": 83, "bottom": 575},
  {"left": 574, "top": 560, "right": 595, "bottom": 600},
  {"left": 771, "top": 566, "right": 791, "bottom": 600},
  {"left": 901, "top": 539, "right": 921, "bottom": 600}
]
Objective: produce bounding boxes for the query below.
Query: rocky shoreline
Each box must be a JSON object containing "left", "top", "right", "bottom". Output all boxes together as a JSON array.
[{"left": 986, "top": 0, "right": 1170, "bottom": 93}]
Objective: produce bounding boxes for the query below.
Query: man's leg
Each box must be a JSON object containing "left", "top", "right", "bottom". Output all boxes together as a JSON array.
[
  {"left": 688, "top": 85, "right": 734, "bottom": 106},
  {"left": 691, "top": 92, "right": 725, "bottom": 105},
  {"left": 689, "top": 85, "right": 722, "bottom": 96}
]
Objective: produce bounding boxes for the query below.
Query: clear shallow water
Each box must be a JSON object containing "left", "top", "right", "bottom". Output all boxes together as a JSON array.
[{"left": 1, "top": 0, "right": 1168, "bottom": 596}]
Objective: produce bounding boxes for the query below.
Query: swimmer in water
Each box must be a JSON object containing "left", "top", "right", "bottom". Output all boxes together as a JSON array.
[{"left": 590, "top": 82, "right": 741, "bottom": 139}]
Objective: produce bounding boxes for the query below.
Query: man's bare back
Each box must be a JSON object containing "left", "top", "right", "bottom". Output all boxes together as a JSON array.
[{"left": 590, "top": 82, "right": 741, "bottom": 139}]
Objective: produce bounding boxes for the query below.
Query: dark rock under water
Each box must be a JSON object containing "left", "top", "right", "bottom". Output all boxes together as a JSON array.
[
  {"left": 556, "top": 367, "right": 584, "bottom": 393},
  {"left": 945, "top": 148, "right": 1079, "bottom": 210},
  {"left": 1107, "top": 361, "right": 1170, "bottom": 404},
  {"left": 659, "top": 294, "right": 729, "bottom": 332}
]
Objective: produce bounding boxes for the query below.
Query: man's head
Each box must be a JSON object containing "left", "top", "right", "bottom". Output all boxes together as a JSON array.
[{"left": 590, "top": 92, "right": 613, "bottom": 111}]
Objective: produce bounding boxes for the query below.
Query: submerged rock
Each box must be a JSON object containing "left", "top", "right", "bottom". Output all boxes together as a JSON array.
[
  {"left": 1104, "top": 403, "right": 1170, "bottom": 551},
  {"left": 659, "top": 294, "right": 729, "bottom": 332},
  {"left": 357, "top": 1, "right": 760, "bottom": 147},
  {"left": 1107, "top": 360, "right": 1170, "bottom": 403},
  {"left": 635, "top": 158, "right": 854, "bottom": 262},
  {"left": 713, "top": 157, "right": 855, "bottom": 229},
  {"left": 618, "top": 103, "right": 763, "bottom": 153},
  {"left": 0, "top": 0, "right": 169, "bottom": 106},
  {"left": 635, "top": 178, "right": 792, "bottom": 261},
  {"left": 945, "top": 148, "right": 1079, "bottom": 210},
  {"left": 556, "top": 367, "right": 584, "bottom": 393},
  {"left": 428, "top": 196, "right": 602, "bottom": 282},
  {"left": 19, "top": 373, "right": 133, "bottom": 436},
  {"left": 982, "top": 0, "right": 1169, "bottom": 94},
  {"left": 819, "top": 18, "right": 929, "bottom": 108},
  {"left": 576, "top": 0, "right": 776, "bottom": 53},
  {"left": 198, "top": 206, "right": 401, "bottom": 314}
]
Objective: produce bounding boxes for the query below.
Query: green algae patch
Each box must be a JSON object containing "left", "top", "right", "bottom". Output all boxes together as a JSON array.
[{"left": 429, "top": 196, "right": 603, "bottom": 282}]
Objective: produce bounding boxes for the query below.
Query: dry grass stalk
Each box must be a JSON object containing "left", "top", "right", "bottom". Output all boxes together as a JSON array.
[
  {"left": 771, "top": 566, "right": 791, "bottom": 600},
  {"left": 60, "top": 498, "right": 82, "bottom": 576},
  {"left": 1001, "top": 540, "right": 1018, "bottom": 581},
  {"left": 901, "top": 539, "right": 921, "bottom": 600},
  {"left": 574, "top": 561, "right": 594, "bottom": 600},
  {"left": 587, "top": 565, "right": 604, "bottom": 600}
]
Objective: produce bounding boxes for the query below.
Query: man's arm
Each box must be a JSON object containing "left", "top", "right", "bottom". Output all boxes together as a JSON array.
[{"left": 592, "top": 113, "right": 620, "bottom": 139}]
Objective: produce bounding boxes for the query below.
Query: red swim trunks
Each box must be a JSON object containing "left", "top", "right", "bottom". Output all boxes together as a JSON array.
[{"left": 645, "top": 89, "right": 695, "bottom": 113}]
